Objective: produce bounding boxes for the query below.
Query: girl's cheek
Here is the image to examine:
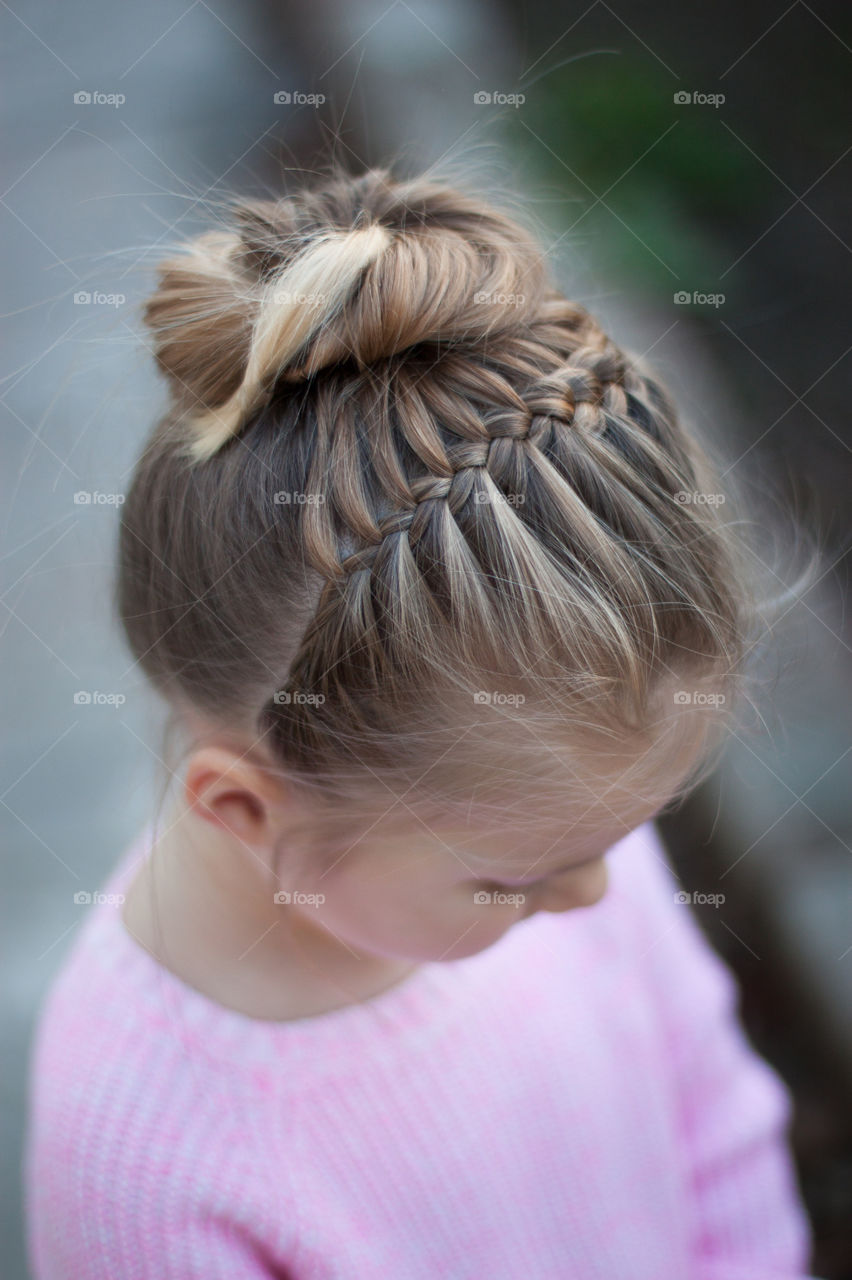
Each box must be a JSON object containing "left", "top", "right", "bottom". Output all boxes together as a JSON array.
[{"left": 465, "top": 894, "right": 529, "bottom": 934}]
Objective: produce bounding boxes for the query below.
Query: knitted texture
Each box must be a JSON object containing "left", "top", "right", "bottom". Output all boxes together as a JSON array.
[{"left": 25, "top": 822, "right": 816, "bottom": 1278}]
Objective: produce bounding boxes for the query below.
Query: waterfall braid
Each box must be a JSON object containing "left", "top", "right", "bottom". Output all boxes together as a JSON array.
[{"left": 119, "top": 167, "right": 750, "bottom": 800}]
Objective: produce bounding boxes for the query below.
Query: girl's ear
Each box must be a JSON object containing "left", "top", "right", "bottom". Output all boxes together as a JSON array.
[{"left": 183, "top": 746, "right": 285, "bottom": 849}]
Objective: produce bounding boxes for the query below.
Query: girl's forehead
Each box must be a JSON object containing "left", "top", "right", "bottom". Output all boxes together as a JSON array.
[
  {"left": 343, "top": 787, "right": 661, "bottom": 859},
  {"left": 450, "top": 803, "right": 655, "bottom": 866},
  {"left": 309, "top": 700, "right": 716, "bottom": 853},
  {"left": 325, "top": 799, "right": 652, "bottom": 886}
]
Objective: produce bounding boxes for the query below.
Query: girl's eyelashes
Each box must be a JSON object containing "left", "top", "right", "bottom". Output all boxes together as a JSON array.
[{"left": 482, "top": 874, "right": 542, "bottom": 891}]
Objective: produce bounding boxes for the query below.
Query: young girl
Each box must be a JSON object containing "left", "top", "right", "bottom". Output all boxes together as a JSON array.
[{"left": 25, "top": 167, "right": 816, "bottom": 1278}]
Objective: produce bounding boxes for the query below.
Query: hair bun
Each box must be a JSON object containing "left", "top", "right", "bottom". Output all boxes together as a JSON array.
[
  {"left": 143, "top": 169, "right": 549, "bottom": 461},
  {"left": 142, "top": 229, "right": 252, "bottom": 422}
]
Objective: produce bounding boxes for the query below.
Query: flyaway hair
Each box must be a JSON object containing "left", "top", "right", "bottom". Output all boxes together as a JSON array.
[{"left": 119, "top": 166, "right": 760, "bottom": 804}]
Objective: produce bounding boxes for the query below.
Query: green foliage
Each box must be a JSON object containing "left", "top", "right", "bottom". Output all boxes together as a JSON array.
[{"left": 505, "top": 55, "right": 771, "bottom": 294}]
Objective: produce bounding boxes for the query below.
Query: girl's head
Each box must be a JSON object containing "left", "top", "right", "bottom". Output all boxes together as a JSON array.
[{"left": 118, "top": 166, "right": 753, "bottom": 959}]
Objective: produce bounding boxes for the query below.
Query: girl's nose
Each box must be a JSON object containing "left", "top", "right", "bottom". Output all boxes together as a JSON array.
[
  {"left": 535, "top": 883, "right": 580, "bottom": 914},
  {"left": 532, "top": 875, "right": 578, "bottom": 916}
]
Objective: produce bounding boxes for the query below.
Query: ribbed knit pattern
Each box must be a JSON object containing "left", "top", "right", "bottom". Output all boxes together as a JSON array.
[{"left": 25, "top": 822, "right": 817, "bottom": 1278}]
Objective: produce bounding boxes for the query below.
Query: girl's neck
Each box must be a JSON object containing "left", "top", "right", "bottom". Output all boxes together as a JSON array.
[{"left": 120, "top": 808, "right": 420, "bottom": 1022}]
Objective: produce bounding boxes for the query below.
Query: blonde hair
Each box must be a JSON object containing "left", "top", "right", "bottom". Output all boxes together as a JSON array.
[{"left": 118, "top": 166, "right": 760, "bottom": 807}]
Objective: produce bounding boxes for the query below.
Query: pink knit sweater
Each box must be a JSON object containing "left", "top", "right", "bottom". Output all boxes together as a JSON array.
[{"left": 25, "top": 820, "right": 817, "bottom": 1279}]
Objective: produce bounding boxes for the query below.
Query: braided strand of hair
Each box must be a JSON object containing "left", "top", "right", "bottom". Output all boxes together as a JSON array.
[
  {"left": 122, "top": 167, "right": 748, "bottom": 790},
  {"left": 263, "top": 313, "right": 735, "bottom": 772}
]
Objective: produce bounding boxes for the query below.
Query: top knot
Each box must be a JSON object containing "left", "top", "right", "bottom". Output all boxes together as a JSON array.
[
  {"left": 195, "top": 223, "right": 392, "bottom": 460},
  {"left": 142, "top": 168, "right": 548, "bottom": 462}
]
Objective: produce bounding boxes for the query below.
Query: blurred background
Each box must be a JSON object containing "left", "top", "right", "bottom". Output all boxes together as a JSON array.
[{"left": 1, "top": 0, "right": 850, "bottom": 1275}]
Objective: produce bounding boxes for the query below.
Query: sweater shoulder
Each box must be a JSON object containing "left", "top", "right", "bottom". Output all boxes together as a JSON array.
[
  {"left": 26, "top": 828, "right": 269, "bottom": 1214},
  {"left": 25, "top": 904, "right": 289, "bottom": 1275}
]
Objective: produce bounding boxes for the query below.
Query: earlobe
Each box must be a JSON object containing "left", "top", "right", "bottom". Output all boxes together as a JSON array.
[{"left": 184, "top": 746, "right": 272, "bottom": 848}]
